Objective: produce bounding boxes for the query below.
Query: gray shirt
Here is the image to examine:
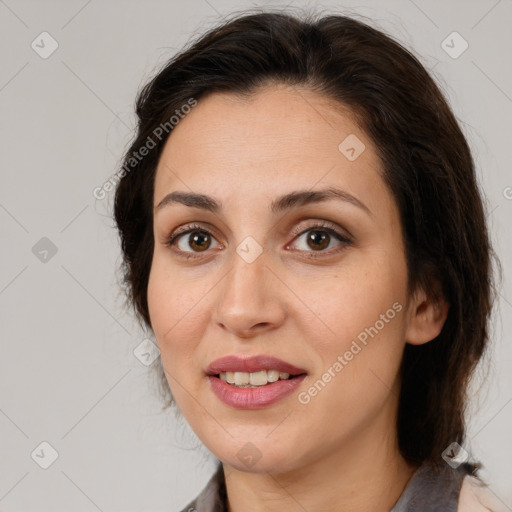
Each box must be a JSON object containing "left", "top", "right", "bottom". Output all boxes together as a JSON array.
[{"left": 179, "top": 461, "right": 473, "bottom": 512}]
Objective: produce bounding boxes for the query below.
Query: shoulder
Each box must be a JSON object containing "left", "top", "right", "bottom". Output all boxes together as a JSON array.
[
  {"left": 177, "top": 462, "right": 226, "bottom": 512},
  {"left": 457, "top": 475, "right": 504, "bottom": 512}
]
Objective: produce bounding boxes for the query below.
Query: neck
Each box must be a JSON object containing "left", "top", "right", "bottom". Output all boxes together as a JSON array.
[{"left": 222, "top": 395, "right": 419, "bottom": 512}]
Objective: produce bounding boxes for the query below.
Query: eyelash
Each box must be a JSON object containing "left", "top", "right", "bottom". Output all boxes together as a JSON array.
[{"left": 164, "top": 221, "right": 352, "bottom": 260}]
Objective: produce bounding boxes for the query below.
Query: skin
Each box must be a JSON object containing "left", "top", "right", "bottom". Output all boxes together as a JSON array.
[{"left": 147, "top": 83, "right": 449, "bottom": 512}]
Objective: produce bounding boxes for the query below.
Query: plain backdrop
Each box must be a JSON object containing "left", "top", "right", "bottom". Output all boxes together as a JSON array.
[{"left": 0, "top": 1, "right": 511, "bottom": 511}]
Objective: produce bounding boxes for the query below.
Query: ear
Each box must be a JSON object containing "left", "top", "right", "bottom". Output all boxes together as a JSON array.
[{"left": 405, "top": 286, "right": 449, "bottom": 346}]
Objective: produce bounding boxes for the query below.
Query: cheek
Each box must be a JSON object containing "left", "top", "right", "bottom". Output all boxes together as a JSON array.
[
  {"left": 293, "top": 248, "right": 408, "bottom": 350},
  {"left": 147, "top": 259, "right": 211, "bottom": 416},
  {"left": 147, "top": 254, "right": 206, "bottom": 368},
  {"left": 294, "top": 251, "right": 408, "bottom": 406}
]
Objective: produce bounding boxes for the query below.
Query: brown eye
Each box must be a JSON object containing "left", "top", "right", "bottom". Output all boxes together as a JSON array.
[
  {"left": 187, "top": 231, "right": 212, "bottom": 252},
  {"left": 294, "top": 226, "right": 350, "bottom": 252},
  {"left": 306, "top": 230, "right": 331, "bottom": 251},
  {"left": 165, "top": 224, "right": 221, "bottom": 258},
  {"left": 289, "top": 223, "right": 352, "bottom": 257}
]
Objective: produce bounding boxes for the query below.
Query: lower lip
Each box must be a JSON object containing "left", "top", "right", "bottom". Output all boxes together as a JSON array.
[{"left": 208, "top": 375, "right": 307, "bottom": 409}]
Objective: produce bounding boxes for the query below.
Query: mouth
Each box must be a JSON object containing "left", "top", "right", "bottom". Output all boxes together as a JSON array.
[
  {"left": 206, "top": 354, "right": 307, "bottom": 383},
  {"left": 205, "top": 355, "right": 307, "bottom": 408},
  {"left": 214, "top": 369, "right": 304, "bottom": 388}
]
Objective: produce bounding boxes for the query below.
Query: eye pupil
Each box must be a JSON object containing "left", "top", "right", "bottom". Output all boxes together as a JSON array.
[
  {"left": 307, "top": 230, "right": 330, "bottom": 250},
  {"left": 190, "top": 231, "right": 211, "bottom": 252}
]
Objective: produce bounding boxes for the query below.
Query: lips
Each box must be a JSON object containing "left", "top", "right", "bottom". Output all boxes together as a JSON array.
[
  {"left": 206, "top": 355, "right": 307, "bottom": 409},
  {"left": 205, "top": 354, "right": 307, "bottom": 376}
]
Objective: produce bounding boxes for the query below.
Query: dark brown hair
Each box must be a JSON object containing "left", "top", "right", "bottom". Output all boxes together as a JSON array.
[{"left": 113, "top": 9, "right": 499, "bottom": 469}]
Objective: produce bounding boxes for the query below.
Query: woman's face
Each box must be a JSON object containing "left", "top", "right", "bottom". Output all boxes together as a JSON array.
[{"left": 148, "top": 84, "right": 418, "bottom": 473}]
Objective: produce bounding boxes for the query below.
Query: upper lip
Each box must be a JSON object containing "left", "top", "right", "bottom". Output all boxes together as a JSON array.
[{"left": 206, "top": 355, "right": 307, "bottom": 376}]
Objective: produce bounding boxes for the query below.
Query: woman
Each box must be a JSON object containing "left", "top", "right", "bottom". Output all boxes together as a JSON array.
[{"left": 113, "top": 9, "right": 501, "bottom": 512}]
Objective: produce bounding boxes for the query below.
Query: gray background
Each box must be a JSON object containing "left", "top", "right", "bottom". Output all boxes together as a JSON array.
[{"left": 0, "top": 0, "right": 511, "bottom": 511}]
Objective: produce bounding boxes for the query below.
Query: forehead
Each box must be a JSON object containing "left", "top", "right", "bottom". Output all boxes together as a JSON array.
[{"left": 153, "top": 85, "right": 389, "bottom": 215}]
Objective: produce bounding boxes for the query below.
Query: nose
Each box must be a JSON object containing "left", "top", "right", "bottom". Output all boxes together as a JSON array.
[{"left": 213, "top": 249, "right": 286, "bottom": 339}]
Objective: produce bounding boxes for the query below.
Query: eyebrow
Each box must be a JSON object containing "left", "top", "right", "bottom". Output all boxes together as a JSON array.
[{"left": 154, "top": 186, "right": 372, "bottom": 217}]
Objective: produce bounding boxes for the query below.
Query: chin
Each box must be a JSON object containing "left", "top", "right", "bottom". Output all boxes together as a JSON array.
[{"left": 206, "top": 433, "right": 306, "bottom": 474}]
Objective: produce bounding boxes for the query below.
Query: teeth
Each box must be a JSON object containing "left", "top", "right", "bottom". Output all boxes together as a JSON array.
[
  {"left": 234, "top": 372, "right": 249, "bottom": 385},
  {"left": 267, "top": 370, "right": 279, "bottom": 382},
  {"left": 219, "top": 370, "right": 293, "bottom": 387},
  {"left": 249, "top": 370, "right": 267, "bottom": 386}
]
